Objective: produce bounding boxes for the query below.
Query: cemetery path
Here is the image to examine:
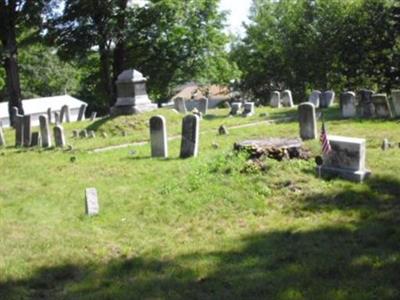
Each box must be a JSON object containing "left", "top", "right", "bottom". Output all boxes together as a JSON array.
[{"left": 89, "top": 116, "right": 296, "bottom": 154}]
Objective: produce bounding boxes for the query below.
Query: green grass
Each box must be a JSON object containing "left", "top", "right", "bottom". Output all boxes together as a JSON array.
[{"left": 0, "top": 105, "right": 399, "bottom": 299}]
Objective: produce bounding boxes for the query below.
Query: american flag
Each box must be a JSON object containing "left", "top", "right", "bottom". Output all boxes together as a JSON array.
[{"left": 320, "top": 120, "right": 331, "bottom": 154}]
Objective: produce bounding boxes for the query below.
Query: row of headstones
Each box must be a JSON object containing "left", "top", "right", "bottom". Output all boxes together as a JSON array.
[
  {"left": 270, "top": 90, "right": 295, "bottom": 108},
  {"left": 307, "top": 90, "right": 335, "bottom": 108},
  {"left": 340, "top": 90, "right": 400, "bottom": 118},
  {"left": 72, "top": 129, "right": 96, "bottom": 139},
  {"left": 174, "top": 97, "right": 208, "bottom": 115},
  {"left": 229, "top": 102, "right": 255, "bottom": 117},
  {"left": 150, "top": 114, "right": 199, "bottom": 158}
]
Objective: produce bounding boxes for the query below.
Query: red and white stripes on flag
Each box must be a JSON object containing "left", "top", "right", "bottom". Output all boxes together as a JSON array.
[{"left": 320, "top": 121, "right": 331, "bottom": 154}]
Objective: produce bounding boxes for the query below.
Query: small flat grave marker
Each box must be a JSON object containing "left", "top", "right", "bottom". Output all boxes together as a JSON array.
[{"left": 85, "top": 188, "right": 99, "bottom": 216}]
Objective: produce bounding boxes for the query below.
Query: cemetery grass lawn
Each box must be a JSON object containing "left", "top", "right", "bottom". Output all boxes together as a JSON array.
[{"left": 1, "top": 106, "right": 400, "bottom": 299}]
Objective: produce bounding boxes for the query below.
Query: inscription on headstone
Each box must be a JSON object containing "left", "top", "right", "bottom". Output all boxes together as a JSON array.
[
  {"left": 180, "top": 115, "right": 200, "bottom": 158},
  {"left": 150, "top": 115, "right": 168, "bottom": 158}
]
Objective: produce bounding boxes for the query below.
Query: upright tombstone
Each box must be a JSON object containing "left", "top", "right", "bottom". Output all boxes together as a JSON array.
[
  {"left": 270, "top": 91, "right": 281, "bottom": 108},
  {"left": 85, "top": 188, "right": 99, "bottom": 216},
  {"left": 174, "top": 97, "right": 187, "bottom": 114},
  {"left": 30, "top": 132, "right": 41, "bottom": 147},
  {"left": 372, "top": 93, "right": 392, "bottom": 118},
  {"left": 180, "top": 115, "right": 200, "bottom": 158},
  {"left": 340, "top": 92, "right": 357, "bottom": 118},
  {"left": 319, "top": 135, "right": 371, "bottom": 182},
  {"left": 22, "top": 115, "right": 32, "bottom": 147},
  {"left": 54, "top": 125, "right": 66, "bottom": 147},
  {"left": 357, "top": 89, "right": 375, "bottom": 118},
  {"left": 242, "top": 102, "right": 255, "bottom": 117},
  {"left": 77, "top": 104, "right": 87, "bottom": 121},
  {"left": 298, "top": 102, "right": 317, "bottom": 140},
  {"left": 320, "top": 90, "right": 335, "bottom": 108},
  {"left": 111, "top": 69, "right": 157, "bottom": 115},
  {"left": 0, "top": 125, "right": 5, "bottom": 147},
  {"left": 230, "top": 102, "right": 242, "bottom": 115},
  {"left": 391, "top": 90, "right": 400, "bottom": 117},
  {"left": 60, "top": 105, "right": 71, "bottom": 123},
  {"left": 39, "top": 115, "right": 52, "bottom": 148},
  {"left": 54, "top": 112, "right": 60, "bottom": 125},
  {"left": 198, "top": 97, "right": 208, "bottom": 115},
  {"left": 281, "top": 90, "right": 294, "bottom": 107},
  {"left": 150, "top": 115, "right": 168, "bottom": 158},
  {"left": 14, "top": 114, "right": 24, "bottom": 147},
  {"left": 308, "top": 90, "right": 321, "bottom": 108},
  {"left": 47, "top": 108, "right": 52, "bottom": 124}
]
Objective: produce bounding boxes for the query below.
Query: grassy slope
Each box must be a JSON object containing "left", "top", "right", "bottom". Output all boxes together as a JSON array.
[{"left": 0, "top": 106, "right": 399, "bottom": 300}]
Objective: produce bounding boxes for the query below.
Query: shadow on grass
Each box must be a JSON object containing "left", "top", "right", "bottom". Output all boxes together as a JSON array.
[
  {"left": 86, "top": 116, "right": 118, "bottom": 132},
  {"left": 1, "top": 176, "right": 399, "bottom": 300}
]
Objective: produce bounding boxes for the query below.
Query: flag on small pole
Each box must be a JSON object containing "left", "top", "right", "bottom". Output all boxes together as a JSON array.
[{"left": 320, "top": 113, "right": 331, "bottom": 155}]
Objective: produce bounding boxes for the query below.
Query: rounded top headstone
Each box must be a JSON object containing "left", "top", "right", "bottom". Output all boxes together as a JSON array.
[{"left": 117, "top": 69, "right": 147, "bottom": 83}]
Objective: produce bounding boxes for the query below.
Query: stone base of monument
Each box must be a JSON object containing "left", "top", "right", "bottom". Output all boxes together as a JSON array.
[
  {"left": 110, "top": 103, "right": 158, "bottom": 116},
  {"left": 318, "top": 166, "right": 371, "bottom": 182}
]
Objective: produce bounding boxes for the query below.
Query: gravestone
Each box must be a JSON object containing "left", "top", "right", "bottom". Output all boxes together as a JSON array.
[
  {"left": 320, "top": 90, "right": 335, "bottom": 108},
  {"left": 242, "top": 102, "right": 255, "bottom": 117},
  {"left": 85, "top": 188, "right": 99, "bottom": 216},
  {"left": 270, "top": 91, "right": 281, "bottom": 108},
  {"left": 79, "top": 129, "right": 88, "bottom": 138},
  {"left": 54, "top": 125, "right": 66, "bottom": 147},
  {"left": 0, "top": 125, "right": 5, "bottom": 147},
  {"left": 90, "top": 112, "right": 97, "bottom": 121},
  {"left": 218, "top": 125, "right": 229, "bottom": 135},
  {"left": 281, "top": 90, "right": 294, "bottom": 107},
  {"left": 230, "top": 102, "right": 242, "bottom": 115},
  {"left": 180, "top": 115, "right": 200, "bottom": 158},
  {"left": 47, "top": 108, "right": 52, "bottom": 124},
  {"left": 174, "top": 97, "right": 187, "bottom": 114},
  {"left": 319, "top": 135, "right": 371, "bottom": 182},
  {"left": 150, "top": 115, "right": 168, "bottom": 158},
  {"left": 22, "top": 115, "right": 32, "bottom": 147},
  {"left": 308, "top": 90, "right": 321, "bottom": 108},
  {"left": 30, "top": 132, "right": 41, "bottom": 147},
  {"left": 88, "top": 130, "right": 96, "bottom": 138},
  {"left": 298, "top": 102, "right": 317, "bottom": 140},
  {"left": 372, "top": 93, "right": 392, "bottom": 118},
  {"left": 198, "top": 97, "right": 208, "bottom": 115},
  {"left": 39, "top": 115, "right": 52, "bottom": 148},
  {"left": 60, "top": 105, "right": 70, "bottom": 123},
  {"left": 391, "top": 90, "right": 400, "bottom": 117},
  {"left": 15, "top": 114, "right": 24, "bottom": 147},
  {"left": 77, "top": 104, "right": 87, "bottom": 121},
  {"left": 340, "top": 92, "right": 357, "bottom": 118},
  {"left": 54, "top": 112, "right": 60, "bottom": 125},
  {"left": 357, "top": 89, "right": 375, "bottom": 118}
]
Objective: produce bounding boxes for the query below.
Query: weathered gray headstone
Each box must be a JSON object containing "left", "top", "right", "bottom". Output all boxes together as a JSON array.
[
  {"left": 14, "top": 114, "right": 24, "bottom": 147},
  {"left": 357, "top": 89, "right": 375, "bottom": 118},
  {"left": 242, "top": 102, "right": 255, "bottom": 117},
  {"left": 47, "top": 108, "right": 52, "bottom": 124},
  {"left": 0, "top": 125, "right": 5, "bottom": 147},
  {"left": 281, "top": 90, "right": 294, "bottom": 107},
  {"left": 230, "top": 102, "right": 242, "bottom": 115},
  {"left": 90, "top": 112, "right": 97, "bottom": 121},
  {"left": 270, "top": 91, "right": 281, "bottom": 108},
  {"left": 320, "top": 90, "right": 335, "bottom": 108},
  {"left": 174, "top": 97, "right": 187, "bottom": 114},
  {"left": 150, "top": 115, "right": 168, "bottom": 158},
  {"left": 39, "top": 115, "right": 52, "bottom": 148},
  {"left": 381, "top": 138, "right": 390, "bottom": 151},
  {"left": 198, "top": 97, "right": 208, "bottom": 115},
  {"left": 180, "top": 115, "right": 200, "bottom": 158},
  {"left": 30, "top": 132, "right": 41, "bottom": 147},
  {"left": 85, "top": 188, "right": 99, "bottom": 216},
  {"left": 320, "top": 135, "right": 371, "bottom": 182},
  {"left": 372, "top": 93, "right": 392, "bottom": 118},
  {"left": 77, "top": 104, "right": 87, "bottom": 121},
  {"left": 391, "top": 90, "right": 400, "bottom": 117},
  {"left": 60, "top": 105, "right": 70, "bottom": 123},
  {"left": 340, "top": 92, "right": 357, "bottom": 118},
  {"left": 308, "top": 90, "right": 321, "bottom": 108},
  {"left": 22, "top": 115, "right": 32, "bottom": 147},
  {"left": 298, "top": 102, "right": 317, "bottom": 140},
  {"left": 54, "top": 125, "right": 66, "bottom": 147},
  {"left": 54, "top": 112, "right": 60, "bottom": 125},
  {"left": 79, "top": 129, "right": 88, "bottom": 138}
]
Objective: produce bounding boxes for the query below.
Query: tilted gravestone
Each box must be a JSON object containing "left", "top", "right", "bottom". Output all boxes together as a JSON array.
[
  {"left": 174, "top": 97, "right": 187, "bottom": 114},
  {"left": 198, "top": 97, "right": 208, "bottom": 115},
  {"left": 0, "top": 125, "right": 5, "bottom": 147},
  {"left": 47, "top": 108, "right": 52, "bottom": 124},
  {"left": 281, "top": 90, "right": 294, "bottom": 107},
  {"left": 320, "top": 90, "right": 335, "bottom": 108},
  {"left": 22, "top": 115, "right": 32, "bottom": 147},
  {"left": 54, "top": 125, "right": 66, "bottom": 147},
  {"left": 340, "top": 92, "right": 357, "bottom": 118},
  {"left": 150, "top": 115, "right": 168, "bottom": 158},
  {"left": 270, "top": 91, "right": 281, "bottom": 108},
  {"left": 230, "top": 102, "right": 242, "bottom": 115},
  {"left": 319, "top": 135, "right": 371, "bottom": 182},
  {"left": 77, "top": 104, "right": 87, "bottom": 121},
  {"left": 85, "top": 188, "right": 99, "bottom": 216},
  {"left": 30, "top": 132, "right": 41, "bottom": 147},
  {"left": 357, "top": 89, "right": 375, "bottom": 118},
  {"left": 372, "top": 93, "right": 392, "bottom": 118},
  {"left": 298, "top": 102, "right": 317, "bottom": 140},
  {"left": 14, "top": 114, "right": 24, "bottom": 147},
  {"left": 242, "top": 102, "right": 255, "bottom": 117},
  {"left": 391, "top": 90, "right": 400, "bottom": 117},
  {"left": 60, "top": 105, "right": 70, "bottom": 123},
  {"left": 39, "top": 115, "right": 52, "bottom": 148},
  {"left": 308, "top": 90, "right": 321, "bottom": 108},
  {"left": 180, "top": 115, "right": 200, "bottom": 158}
]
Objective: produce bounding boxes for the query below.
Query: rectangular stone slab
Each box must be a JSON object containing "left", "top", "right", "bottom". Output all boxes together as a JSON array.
[{"left": 85, "top": 188, "right": 99, "bottom": 216}]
